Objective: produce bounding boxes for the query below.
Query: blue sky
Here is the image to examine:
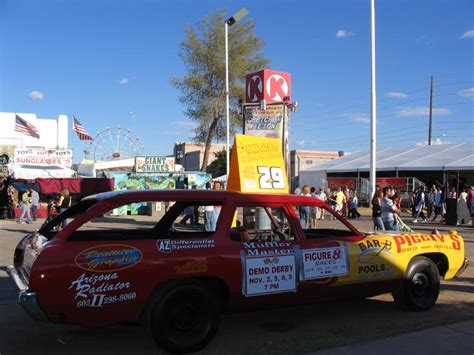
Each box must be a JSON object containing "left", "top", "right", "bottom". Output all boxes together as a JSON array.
[{"left": 1, "top": 0, "right": 473, "bottom": 162}]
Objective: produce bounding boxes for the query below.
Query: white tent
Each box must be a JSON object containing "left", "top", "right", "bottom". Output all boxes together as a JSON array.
[
  {"left": 299, "top": 143, "right": 474, "bottom": 186},
  {"left": 77, "top": 158, "right": 135, "bottom": 177},
  {"left": 12, "top": 164, "right": 76, "bottom": 179}
]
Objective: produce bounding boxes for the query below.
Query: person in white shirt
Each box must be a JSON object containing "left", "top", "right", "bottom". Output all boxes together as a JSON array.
[
  {"left": 316, "top": 189, "right": 327, "bottom": 220},
  {"left": 29, "top": 188, "right": 40, "bottom": 222}
]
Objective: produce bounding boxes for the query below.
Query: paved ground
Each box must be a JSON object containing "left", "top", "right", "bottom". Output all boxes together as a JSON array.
[{"left": 0, "top": 214, "right": 473, "bottom": 354}]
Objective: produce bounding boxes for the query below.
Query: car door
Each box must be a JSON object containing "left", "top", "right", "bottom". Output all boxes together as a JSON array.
[
  {"left": 223, "top": 202, "right": 305, "bottom": 308},
  {"left": 285, "top": 201, "right": 388, "bottom": 300}
]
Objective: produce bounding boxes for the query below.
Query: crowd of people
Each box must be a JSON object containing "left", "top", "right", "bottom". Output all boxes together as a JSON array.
[
  {"left": 294, "top": 185, "right": 362, "bottom": 229},
  {"left": 294, "top": 183, "right": 474, "bottom": 231}
]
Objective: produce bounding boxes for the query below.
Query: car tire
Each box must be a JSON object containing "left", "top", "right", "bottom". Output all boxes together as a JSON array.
[
  {"left": 147, "top": 281, "right": 221, "bottom": 353},
  {"left": 393, "top": 256, "right": 440, "bottom": 311}
]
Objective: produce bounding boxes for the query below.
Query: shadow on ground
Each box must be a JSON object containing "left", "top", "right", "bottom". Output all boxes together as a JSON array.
[{"left": 0, "top": 289, "right": 472, "bottom": 354}]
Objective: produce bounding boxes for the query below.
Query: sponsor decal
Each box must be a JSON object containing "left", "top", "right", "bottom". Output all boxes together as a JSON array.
[
  {"left": 243, "top": 241, "right": 293, "bottom": 256},
  {"left": 357, "top": 239, "right": 396, "bottom": 280},
  {"left": 156, "top": 239, "right": 215, "bottom": 253},
  {"left": 69, "top": 272, "right": 135, "bottom": 308},
  {"left": 175, "top": 260, "right": 208, "bottom": 275},
  {"left": 393, "top": 234, "right": 461, "bottom": 253},
  {"left": 301, "top": 246, "right": 349, "bottom": 280},
  {"left": 242, "top": 253, "right": 296, "bottom": 297},
  {"left": 75, "top": 244, "right": 142, "bottom": 272},
  {"left": 358, "top": 239, "right": 392, "bottom": 252}
]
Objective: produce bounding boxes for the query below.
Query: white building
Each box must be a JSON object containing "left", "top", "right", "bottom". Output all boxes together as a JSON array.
[
  {"left": 0, "top": 112, "right": 68, "bottom": 153},
  {"left": 0, "top": 112, "right": 72, "bottom": 179}
]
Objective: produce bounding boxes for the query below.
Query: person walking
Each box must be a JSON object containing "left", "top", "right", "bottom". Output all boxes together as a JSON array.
[
  {"left": 413, "top": 186, "right": 427, "bottom": 223},
  {"left": 372, "top": 190, "right": 385, "bottom": 231},
  {"left": 431, "top": 187, "right": 443, "bottom": 222},
  {"left": 57, "top": 189, "right": 72, "bottom": 228},
  {"left": 29, "top": 188, "right": 40, "bottom": 222},
  {"left": 316, "top": 188, "right": 327, "bottom": 220},
  {"left": 18, "top": 189, "right": 32, "bottom": 224},
  {"left": 204, "top": 181, "right": 222, "bottom": 232},
  {"left": 309, "top": 187, "right": 318, "bottom": 228},
  {"left": 349, "top": 191, "right": 361, "bottom": 219},
  {"left": 191, "top": 185, "right": 200, "bottom": 225},
  {"left": 467, "top": 186, "right": 474, "bottom": 226},
  {"left": 381, "top": 187, "right": 400, "bottom": 231},
  {"left": 299, "top": 186, "right": 311, "bottom": 229},
  {"left": 426, "top": 187, "right": 435, "bottom": 219},
  {"left": 334, "top": 186, "right": 346, "bottom": 216},
  {"left": 457, "top": 188, "right": 471, "bottom": 225}
]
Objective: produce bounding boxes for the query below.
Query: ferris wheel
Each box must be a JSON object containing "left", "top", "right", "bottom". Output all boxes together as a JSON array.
[{"left": 83, "top": 126, "right": 143, "bottom": 162}]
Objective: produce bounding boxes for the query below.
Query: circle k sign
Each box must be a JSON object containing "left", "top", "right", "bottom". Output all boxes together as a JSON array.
[{"left": 245, "top": 69, "right": 291, "bottom": 104}]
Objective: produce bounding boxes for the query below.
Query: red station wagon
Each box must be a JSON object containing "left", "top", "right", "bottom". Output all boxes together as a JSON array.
[{"left": 7, "top": 190, "right": 467, "bottom": 352}]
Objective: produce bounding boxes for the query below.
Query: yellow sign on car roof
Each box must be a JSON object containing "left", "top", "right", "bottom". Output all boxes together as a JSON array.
[{"left": 227, "top": 134, "right": 289, "bottom": 194}]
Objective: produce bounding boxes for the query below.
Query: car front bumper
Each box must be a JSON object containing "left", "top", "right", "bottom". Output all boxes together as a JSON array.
[
  {"left": 6, "top": 265, "right": 48, "bottom": 321},
  {"left": 454, "top": 258, "right": 469, "bottom": 278}
]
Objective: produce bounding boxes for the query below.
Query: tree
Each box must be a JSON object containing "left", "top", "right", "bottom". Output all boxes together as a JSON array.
[
  {"left": 172, "top": 10, "right": 269, "bottom": 171},
  {"left": 206, "top": 148, "right": 228, "bottom": 178}
]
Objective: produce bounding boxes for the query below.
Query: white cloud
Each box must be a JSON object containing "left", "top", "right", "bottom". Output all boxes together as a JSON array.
[
  {"left": 415, "top": 35, "right": 432, "bottom": 46},
  {"left": 170, "top": 121, "right": 198, "bottom": 130},
  {"left": 118, "top": 78, "right": 129, "bottom": 85},
  {"left": 458, "top": 88, "right": 474, "bottom": 97},
  {"left": 295, "top": 140, "right": 316, "bottom": 147},
  {"left": 396, "top": 107, "right": 451, "bottom": 116},
  {"left": 28, "top": 90, "right": 43, "bottom": 101},
  {"left": 460, "top": 29, "right": 474, "bottom": 39},
  {"left": 416, "top": 138, "right": 451, "bottom": 147},
  {"left": 343, "top": 112, "right": 369, "bottom": 124},
  {"left": 386, "top": 91, "right": 408, "bottom": 99},
  {"left": 336, "top": 30, "right": 354, "bottom": 39}
]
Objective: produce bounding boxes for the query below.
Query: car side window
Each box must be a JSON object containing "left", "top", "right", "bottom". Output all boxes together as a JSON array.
[
  {"left": 165, "top": 201, "right": 223, "bottom": 237},
  {"left": 67, "top": 200, "right": 223, "bottom": 241},
  {"left": 292, "top": 204, "right": 356, "bottom": 238},
  {"left": 230, "top": 206, "right": 295, "bottom": 242}
]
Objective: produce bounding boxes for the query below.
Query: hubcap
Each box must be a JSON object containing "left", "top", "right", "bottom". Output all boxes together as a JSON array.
[
  {"left": 171, "top": 303, "right": 199, "bottom": 331},
  {"left": 412, "top": 272, "right": 430, "bottom": 297}
]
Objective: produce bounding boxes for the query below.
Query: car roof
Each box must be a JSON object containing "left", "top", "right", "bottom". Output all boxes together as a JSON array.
[{"left": 83, "top": 189, "right": 326, "bottom": 206}]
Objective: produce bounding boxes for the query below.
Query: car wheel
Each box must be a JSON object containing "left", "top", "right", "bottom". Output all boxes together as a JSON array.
[
  {"left": 393, "top": 256, "right": 440, "bottom": 311},
  {"left": 147, "top": 282, "right": 220, "bottom": 353}
]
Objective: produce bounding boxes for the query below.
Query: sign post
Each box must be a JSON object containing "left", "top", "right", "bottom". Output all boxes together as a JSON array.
[{"left": 243, "top": 69, "right": 292, "bottom": 187}]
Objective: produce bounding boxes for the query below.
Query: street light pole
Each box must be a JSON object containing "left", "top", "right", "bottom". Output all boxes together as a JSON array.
[
  {"left": 225, "top": 8, "right": 248, "bottom": 183},
  {"left": 225, "top": 21, "right": 230, "bottom": 182},
  {"left": 369, "top": 0, "right": 377, "bottom": 203}
]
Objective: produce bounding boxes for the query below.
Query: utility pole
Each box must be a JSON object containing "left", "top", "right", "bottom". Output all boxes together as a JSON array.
[
  {"left": 428, "top": 75, "right": 434, "bottom": 145},
  {"left": 369, "top": 0, "right": 377, "bottom": 203}
]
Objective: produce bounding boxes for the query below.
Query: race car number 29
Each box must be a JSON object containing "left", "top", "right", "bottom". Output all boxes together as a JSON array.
[{"left": 257, "top": 166, "right": 285, "bottom": 189}]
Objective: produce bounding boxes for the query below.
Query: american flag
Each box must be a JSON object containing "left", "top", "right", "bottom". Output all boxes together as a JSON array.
[
  {"left": 73, "top": 116, "right": 93, "bottom": 140},
  {"left": 14, "top": 115, "right": 40, "bottom": 139}
]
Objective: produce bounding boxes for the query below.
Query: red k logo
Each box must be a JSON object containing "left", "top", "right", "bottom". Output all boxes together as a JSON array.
[
  {"left": 266, "top": 74, "right": 289, "bottom": 102},
  {"left": 246, "top": 75, "right": 263, "bottom": 102}
]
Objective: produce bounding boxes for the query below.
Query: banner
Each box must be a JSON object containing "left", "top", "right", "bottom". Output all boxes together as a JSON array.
[
  {"left": 227, "top": 134, "right": 289, "bottom": 194},
  {"left": 376, "top": 178, "right": 407, "bottom": 191},
  {"left": 14, "top": 148, "right": 73, "bottom": 167},
  {"left": 134, "top": 156, "right": 175, "bottom": 173},
  {"left": 244, "top": 104, "right": 285, "bottom": 140},
  {"left": 327, "top": 178, "right": 356, "bottom": 190}
]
